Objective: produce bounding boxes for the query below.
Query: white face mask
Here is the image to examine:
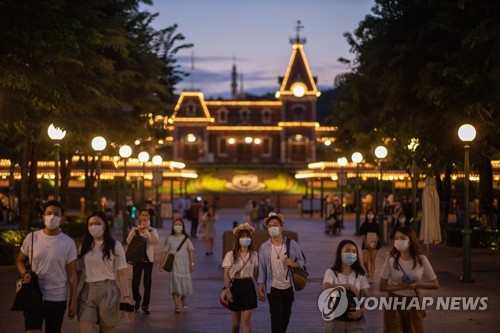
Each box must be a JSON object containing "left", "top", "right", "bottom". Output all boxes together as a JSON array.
[
  {"left": 268, "top": 226, "right": 281, "bottom": 238},
  {"left": 88, "top": 225, "right": 104, "bottom": 238},
  {"left": 367, "top": 214, "right": 375, "bottom": 220},
  {"left": 173, "top": 225, "right": 183, "bottom": 234},
  {"left": 44, "top": 215, "right": 61, "bottom": 230},
  {"left": 239, "top": 238, "right": 251, "bottom": 247},
  {"left": 394, "top": 239, "right": 410, "bottom": 252}
]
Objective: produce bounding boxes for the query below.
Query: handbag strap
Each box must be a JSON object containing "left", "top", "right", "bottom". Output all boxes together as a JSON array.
[
  {"left": 174, "top": 236, "right": 188, "bottom": 253},
  {"left": 231, "top": 253, "right": 251, "bottom": 281},
  {"left": 396, "top": 258, "right": 420, "bottom": 297},
  {"left": 29, "top": 230, "right": 34, "bottom": 272}
]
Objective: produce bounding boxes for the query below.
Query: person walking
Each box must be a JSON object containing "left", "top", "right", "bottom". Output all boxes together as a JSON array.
[
  {"left": 201, "top": 205, "right": 217, "bottom": 255},
  {"left": 190, "top": 197, "right": 202, "bottom": 238},
  {"left": 16, "top": 200, "right": 78, "bottom": 333},
  {"left": 222, "top": 223, "right": 259, "bottom": 333},
  {"left": 379, "top": 226, "right": 439, "bottom": 333},
  {"left": 258, "top": 212, "right": 305, "bottom": 333},
  {"left": 76, "top": 211, "right": 132, "bottom": 333},
  {"left": 126, "top": 208, "right": 159, "bottom": 314},
  {"left": 322, "top": 239, "right": 370, "bottom": 332},
  {"left": 359, "top": 209, "right": 381, "bottom": 283},
  {"left": 159, "top": 219, "right": 195, "bottom": 313}
]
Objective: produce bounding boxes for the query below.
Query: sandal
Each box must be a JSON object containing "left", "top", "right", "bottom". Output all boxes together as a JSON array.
[
  {"left": 181, "top": 296, "right": 188, "bottom": 309},
  {"left": 175, "top": 306, "right": 181, "bottom": 313}
]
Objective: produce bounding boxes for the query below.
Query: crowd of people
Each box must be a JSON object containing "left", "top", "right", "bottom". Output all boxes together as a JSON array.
[{"left": 15, "top": 198, "right": 439, "bottom": 333}]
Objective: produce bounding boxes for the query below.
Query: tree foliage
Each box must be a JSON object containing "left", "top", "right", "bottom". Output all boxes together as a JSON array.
[
  {"left": 330, "top": 0, "right": 500, "bottom": 215},
  {"left": 0, "top": 0, "right": 192, "bottom": 227}
]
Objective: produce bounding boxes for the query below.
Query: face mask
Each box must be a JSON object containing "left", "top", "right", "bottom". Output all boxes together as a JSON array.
[
  {"left": 146, "top": 220, "right": 151, "bottom": 227},
  {"left": 268, "top": 226, "right": 281, "bottom": 238},
  {"left": 88, "top": 225, "right": 104, "bottom": 238},
  {"left": 173, "top": 225, "right": 183, "bottom": 234},
  {"left": 398, "top": 217, "right": 406, "bottom": 224},
  {"left": 367, "top": 214, "right": 374, "bottom": 220},
  {"left": 394, "top": 239, "right": 410, "bottom": 252},
  {"left": 239, "top": 238, "right": 251, "bottom": 247},
  {"left": 44, "top": 215, "right": 61, "bottom": 230},
  {"left": 341, "top": 253, "right": 357, "bottom": 266}
]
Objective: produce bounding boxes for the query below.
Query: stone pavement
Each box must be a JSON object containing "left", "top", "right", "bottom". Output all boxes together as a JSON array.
[{"left": 1, "top": 208, "right": 499, "bottom": 332}]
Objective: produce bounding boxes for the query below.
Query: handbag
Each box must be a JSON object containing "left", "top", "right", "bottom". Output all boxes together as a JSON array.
[
  {"left": 285, "top": 238, "right": 308, "bottom": 291},
  {"left": 162, "top": 236, "right": 188, "bottom": 272},
  {"left": 11, "top": 231, "right": 44, "bottom": 312},
  {"left": 220, "top": 254, "right": 251, "bottom": 308},
  {"left": 125, "top": 230, "right": 148, "bottom": 265}
]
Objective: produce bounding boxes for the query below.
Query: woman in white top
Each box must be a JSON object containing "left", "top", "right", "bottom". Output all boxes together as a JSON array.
[
  {"left": 222, "top": 223, "right": 259, "bottom": 333},
  {"left": 379, "top": 226, "right": 439, "bottom": 333},
  {"left": 322, "top": 239, "right": 370, "bottom": 333},
  {"left": 77, "top": 211, "right": 132, "bottom": 333}
]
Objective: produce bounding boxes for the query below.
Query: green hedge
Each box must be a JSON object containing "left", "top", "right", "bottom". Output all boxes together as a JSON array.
[{"left": 446, "top": 223, "right": 500, "bottom": 249}]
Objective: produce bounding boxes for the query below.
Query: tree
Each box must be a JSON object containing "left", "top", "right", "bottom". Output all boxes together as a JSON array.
[{"left": 330, "top": 0, "right": 500, "bottom": 222}]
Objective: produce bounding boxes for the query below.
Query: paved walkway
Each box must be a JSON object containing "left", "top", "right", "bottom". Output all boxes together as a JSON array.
[{"left": 1, "top": 209, "right": 499, "bottom": 332}]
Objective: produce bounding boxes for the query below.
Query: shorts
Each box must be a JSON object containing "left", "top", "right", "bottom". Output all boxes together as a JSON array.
[
  {"left": 24, "top": 300, "right": 67, "bottom": 332},
  {"left": 78, "top": 279, "right": 126, "bottom": 327}
]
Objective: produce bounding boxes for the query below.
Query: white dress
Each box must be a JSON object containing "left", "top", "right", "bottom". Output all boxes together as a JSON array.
[{"left": 164, "top": 235, "right": 195, "bottom": 295}]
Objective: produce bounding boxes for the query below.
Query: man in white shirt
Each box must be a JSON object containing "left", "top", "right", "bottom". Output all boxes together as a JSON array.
[{"left": 16, "top": 200, "right": 78, "bottom": 333}]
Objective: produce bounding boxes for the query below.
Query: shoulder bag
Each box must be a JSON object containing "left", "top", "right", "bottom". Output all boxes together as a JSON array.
[
  {"left": 162, "top": 236, "right": 188, "bottom": 272},
  {"left": 220, "top": 253, "right": 251, "bottom": 308},
  {"left": 285, "top": 238, "right": 308, "bottom": 291},
  {"left": 11, "top": 231, "right": 44, "bottom": 312}
]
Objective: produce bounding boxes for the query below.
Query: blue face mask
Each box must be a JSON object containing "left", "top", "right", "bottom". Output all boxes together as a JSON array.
[
  {"left": 239, "top": 238, "right": 251, "bottom": 247},
  {"left": 341, "top": 252, "right": 357, "bottom": 266},
  {"left": 268, "top": 227, "right": 281, "bottom": 238},
  {"left": 173, "top": 225, "right": 183, "bottom": 234}
]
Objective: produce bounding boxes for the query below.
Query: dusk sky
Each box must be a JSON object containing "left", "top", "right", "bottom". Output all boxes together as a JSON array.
[{"left": 143, "top": 0, "right": 376, "bottom": 98}]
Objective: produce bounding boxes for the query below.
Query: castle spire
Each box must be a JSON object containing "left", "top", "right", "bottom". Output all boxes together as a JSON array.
[
  {"left": 289, "top": 20, "right": 306, "bottom": 45},
  {"left": 231, "top": 55, "right": 238, "bottom": 99}
]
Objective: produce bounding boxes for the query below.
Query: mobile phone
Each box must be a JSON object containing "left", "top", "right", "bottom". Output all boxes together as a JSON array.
[{"left": 120, "top": 302, "right": 135, "bottom": 312}]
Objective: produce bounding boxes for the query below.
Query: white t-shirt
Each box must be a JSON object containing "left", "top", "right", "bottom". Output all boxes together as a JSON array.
[
  {"left": 323, "top": 269, "right": 370, "bottom": 293},
  {"left": 380, "top": 255, "right": 437, "bottom": 297},
  {"left": 222, "top": 251, "right": 258, "bottom": 279},
  {"left": 20, "top": 230, "right": 77, "bottom": 301},
  {"left": 78, "top": 240, "right": 128, "bottom": 282},
  {"left": 270, "top": 244, "right": 291, "bottom": 289}
]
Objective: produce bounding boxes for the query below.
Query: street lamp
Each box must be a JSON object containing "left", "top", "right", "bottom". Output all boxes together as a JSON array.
[
  {"left": 47, "top": 124, "right": 66, "bottom": 201},
  {"left": 374, "top": 145, "right": 388, "bottom": 243},
  {"left": 337, "top": 157, "right": 348, "bottom": 228},
  {"left": 152, "top": 155, "right": 163, "bottom": 227},
  {"left": 407, "top": 138, "right": 420, "bottom": 223},
  {"left": 91, "top": 136, "right": 107, "bottom": 211},
  {"left": 138, "top": 151, "right": 150, "bottom": 205},
  {"left": 351, "top": 152, "right": 363, "bottom": 235},
  {"left": 119, "top": 145, "right": 132, "bottom": 243},
  {"left": 458, "top": 124, "right": 476, "bottom": 283}
]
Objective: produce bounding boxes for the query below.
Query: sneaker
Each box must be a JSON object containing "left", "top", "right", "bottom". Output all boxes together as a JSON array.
[{"left": 142, "top": 306, "right": 150, "bottom": 315}]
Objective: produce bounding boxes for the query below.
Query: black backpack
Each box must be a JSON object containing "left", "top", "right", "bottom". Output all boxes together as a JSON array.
[{"left": 125, "top": 230, "right": 148, "bottom": 265}]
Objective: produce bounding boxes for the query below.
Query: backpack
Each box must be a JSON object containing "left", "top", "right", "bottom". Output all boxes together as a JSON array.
[
  {"left": 125, "top": 231, "right": 148, "bottom": 265},
  {"left": 285, "top": 238, "right": 308, "bottom": 291}
]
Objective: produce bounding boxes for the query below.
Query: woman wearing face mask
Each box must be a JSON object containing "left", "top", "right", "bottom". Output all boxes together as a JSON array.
[
  {"left": 16, "top": 200, "right": 78, "bottom": 333},
  {"left": 126, "top": 209, "right": 159, "bottom": 314},
  {"left": 76, "top": 211, "right": 132, "bottom": 333},
  {"left": 159, "top": 219, "right": 195, "bottom": 313},
  {"left": 359, "top": 209, "right": 381, "bottom": 283},
  {"left": 388, "top": 213, "right": 410, "bottom": 249},
  {"left": 258, "top": 212, "right": 305, "bottom": 333},
  {"left": 323, "top": 239, "right": 369, "bottom": 332},
  {"left": 222, "top": 223, "right": 259, "bottom": 333},
  {"left": 380, "top": 226, "right": 439, "bottom": 333}
]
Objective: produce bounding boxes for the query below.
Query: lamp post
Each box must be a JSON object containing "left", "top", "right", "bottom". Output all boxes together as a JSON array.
[
  {"left": 351, "top": 152, "right": 363, "bottom": 235},
  {"left": 337, "top": 157, "right": 348, "bottom": 227},
  {"left": 407, "top": 138, "right": 420, "bottom": 222},
  {"left": 152, "top": 155, "right": 163, "bottom": 228},
  {"left": 375, "top": 145, "right": 388, "bottom": 243},
  {"left": 119, "top": 145, "right": 132, "bottom": 243},
  {"left": 458, "top": 124, "right": 476, "bottom": 283},
  {"left": 47, "top": 124, "right": 66, "bottom": 201},
  {"left": 92, "top": 136, "right": 107, "bottom": 211},
  {"left": 138, "top": 151, "right": 150, "bottom": 205}
]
